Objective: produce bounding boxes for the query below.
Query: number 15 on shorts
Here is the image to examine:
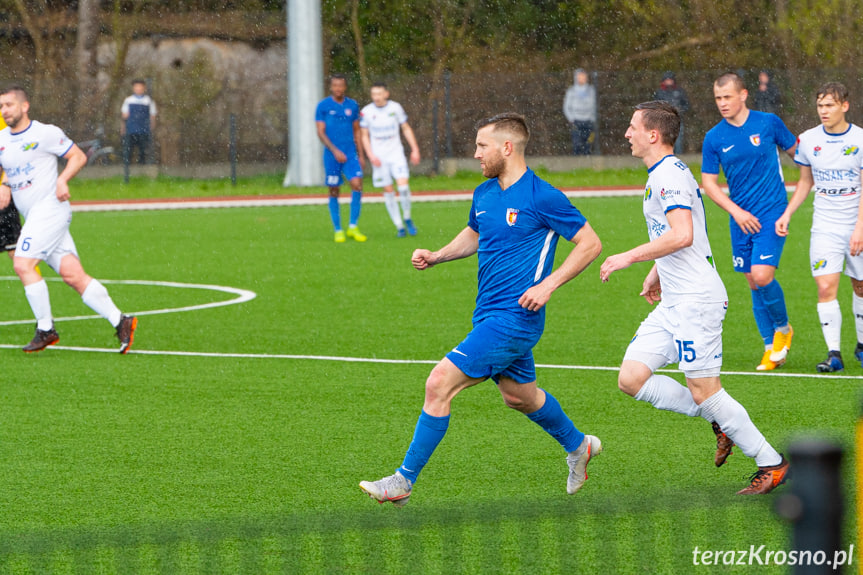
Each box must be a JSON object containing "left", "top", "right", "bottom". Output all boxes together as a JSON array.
[{"left": 676, "top": 339, "right": 696, "bottom": 363}]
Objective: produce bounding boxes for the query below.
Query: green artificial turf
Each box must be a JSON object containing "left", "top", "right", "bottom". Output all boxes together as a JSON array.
[{"left": 0, "top": 188, "right": 855, "bottom": 573}]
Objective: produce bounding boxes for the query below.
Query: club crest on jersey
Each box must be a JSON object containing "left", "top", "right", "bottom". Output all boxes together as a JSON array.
[
  {"left": 506, "top": 208, "right": 519, "bottom": 226},
  {"left": 345, "top": 109, "right": 352, "bottom": 116},
  {"left": 843, "top": 145, "right": 859, "bottom": 156},
  {"left": 813, "top": 146, "right": 822, "bottom": 157},
  {"left": 22, "top": 142, "right": 38, "bottom": 152},
  {"left": 749, "top": 134, "right": 761, "bottom": 147},
  {"left": 644, "top": 185, "right": 652, "bottom": 201}
]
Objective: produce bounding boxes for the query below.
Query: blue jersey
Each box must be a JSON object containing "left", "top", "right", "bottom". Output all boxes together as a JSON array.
[
  {"left": 702, "top": 110, "right": 795, "bottom": 216},
  {"left": 468, "top": 168, "right": 587, "bottom": 328},
  {"left": 315, "top": 96, "right": 360, "bottom": 154}
]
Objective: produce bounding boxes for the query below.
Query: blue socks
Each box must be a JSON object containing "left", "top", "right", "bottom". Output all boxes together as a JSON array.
[
  {"left": 759, "top": 279, "right": 789, "bottom": 329},
  {"left": 328, "top": 196, "right": 341, "bottom": 230},
  {"left": 526, "top": 391, "right": 584, "bottom": 453},
  {"left": 350, "top": 190, "right": 362, "bottom": 226},
  {"left": 398, "top": 410, "right": 450, "bottom": 483},
  {"left": 750, "top": 288, "right": 774, "bottom": 346}
]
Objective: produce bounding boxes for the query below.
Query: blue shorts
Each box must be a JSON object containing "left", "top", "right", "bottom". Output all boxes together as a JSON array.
[
  {"left": 729, "top": 210, "right": 786, "bottom": 273},
  {"left": 446, "top": 315, "right": 542, "bottom": 384},
  {"left": 323, "top": 150, "right": 363, "bottom": 187}
]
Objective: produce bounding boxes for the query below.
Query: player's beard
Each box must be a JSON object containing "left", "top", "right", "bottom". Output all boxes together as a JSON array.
[
  {"left": 3, "top": 111, "right": 22, "bottom": 130},
  {"left": 481, "top": 154, "right": 505, "bottom": 179}
]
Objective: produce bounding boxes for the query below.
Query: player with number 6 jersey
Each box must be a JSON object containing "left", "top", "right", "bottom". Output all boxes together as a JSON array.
[{"left": 0, "top": 85, "right": 137, "bottom": 354}]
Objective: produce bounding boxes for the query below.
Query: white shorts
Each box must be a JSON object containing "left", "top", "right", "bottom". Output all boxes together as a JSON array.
[
  {"left": 810, "top": 228, "right": 863, "bottom": 280},
  {"left": 623, "top": 300, "right": 727, "bottom": 378},
  {"left": 371, "top": 155, "right": 410, "bottom": 188},
  {"left": 16, "top": 199, "right": 78, "bottom": 273}
]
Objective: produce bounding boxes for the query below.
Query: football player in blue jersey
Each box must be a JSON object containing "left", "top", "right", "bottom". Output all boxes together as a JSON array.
[
  {"left": 360, "top": 113, "right": 603, "bottom": 506},
  {"left": 315, "top": 74, "right": 367, "bottom": 243},
  {"left": 701, "top": 73, "right": 797, "bottom": 371}
]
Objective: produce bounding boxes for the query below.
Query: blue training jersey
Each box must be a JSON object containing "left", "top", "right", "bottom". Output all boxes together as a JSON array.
[
  {"left": 315, "top": 96, "right": 360, "bottom": 154},
  {"left": 701, "top": 110, "right": 796, "bottom": 216},
  {"left": 468, "top": 168, "right": 587, "bottom": 328}
]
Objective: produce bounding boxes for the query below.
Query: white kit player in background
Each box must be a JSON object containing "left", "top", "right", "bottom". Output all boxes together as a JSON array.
[
  {"left": 776, "top": 82, "right": 863, "bottom": 372},
  {"left": 0, "top": 85, "right": 137, "bottom": 353},
  {"left": 600, "top": 101, "right": 788, "bottom": 495},
  {"left": 360, "top": 82, "right": 421, "bottom": 237}
]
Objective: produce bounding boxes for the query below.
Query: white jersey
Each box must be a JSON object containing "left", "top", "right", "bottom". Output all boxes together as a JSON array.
[
  {"left": 794, "top": 123, "right": 863, "bottom": 229},
  {"left": 0, "top": 121, "right": 74, "bottom": 218},
  {"left": 359, "top": 100, "right": 407, "bottom": 159},
  {"left": 643, "top": 155, "right": 727, "bottom": 306}
]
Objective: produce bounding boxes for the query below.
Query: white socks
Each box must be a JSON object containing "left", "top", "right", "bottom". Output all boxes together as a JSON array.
[
  {"left": 854, "top": 294, "right": 863, "bottom": 345},
  {"left": 24, "top": 279, "right": 54, "bottom": 331},
  {"left": 81, "top": 279, "right": 123, "bottom": 327},
  {"left": 634, "top": 374, "right": 701, "bottom": 417},
  {"left": 817, "top": 299, "right": 842, "bottom": 351},
  {"left": 699, "top": 388, "right": 781, "bottom": 467},
  {"left": 383, "top": 192, "right": 404, "bottom": 230},
  {"left": 397, "top": 185, "right": 412, "bottom": 220}
]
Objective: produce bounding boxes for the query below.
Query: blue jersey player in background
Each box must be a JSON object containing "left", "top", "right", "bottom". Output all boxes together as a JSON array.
[
  {"left": 701, "top": 72, "right": 797, "bottom": 371},
  {"left": 315, "top": 74, "right": 366, "bottom": 243},
  {"left": 360, "top": 113, "right": 603, "bottom": 506}
]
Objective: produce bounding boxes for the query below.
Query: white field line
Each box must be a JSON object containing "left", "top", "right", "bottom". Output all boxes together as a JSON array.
[
  {"left": 2, "top": 343, "right": 860, "bottom": 380},
  {"left": 70, "top": 188, "right": 644, "bottom": 212},
  {"left": 0, "top": 277, "right": 256, "bottom": 326},
  {"left": 69, "top": 184, "right": 790, "bottom": 212}
]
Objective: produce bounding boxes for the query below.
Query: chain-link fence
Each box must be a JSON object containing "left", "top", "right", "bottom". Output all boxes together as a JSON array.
[{"left": 10, "top": 68, "right": 863, "bottom": 174}]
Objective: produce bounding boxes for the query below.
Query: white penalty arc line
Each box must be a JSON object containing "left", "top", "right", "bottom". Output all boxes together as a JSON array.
[
  {"left": 3, "top": 343, "right": 860, "bottom": 380},
  {"left": 0, "top": 277, "right": 256, "bottom": 326}
]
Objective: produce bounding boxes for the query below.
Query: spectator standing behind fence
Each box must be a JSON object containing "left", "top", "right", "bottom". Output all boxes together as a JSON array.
[
  {"left": 121, "top": 79, "right": 157, "bottom": 165},
  {"left": 563, "top": 69, "right": 597, "bottom": 155},
  {"left": 653, "top": 72, "right": 689, "bottom": 154},
  {"left": 754, "top": 70, "right": 782, "bottom": 116}
]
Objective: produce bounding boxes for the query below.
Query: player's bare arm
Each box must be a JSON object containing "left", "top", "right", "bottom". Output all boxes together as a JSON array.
[
  {"left": 519, "top": 222, "right": 602, "bottom": 312},
  {"left": 360, "top": 127, "right": 380, "bottom": 167},
  {"left": 412, "top": 226, "right": 479, "bottom": 270},
  {"left": 0, "top": 168, "right": 9, "bottom": 210},
  {"left": 776, "top": 164, "right": 814, "bottom": 237},
  {"left": 401, "top": 123, "right": 421, "bottom": 165},
  {"left": 600, "top": 208, "right": 693, "bottom": 282},
  {"left": 639, "top": 264, "right": 662, "bottom": 305},
  {"left": 353, "top": 119, "right": 366, "bottom": 170},
  {"left": 852, "top": 177, "right": 863, "bottom": 256},
  {"left": 316, "top": 121, "right": 346, "bottom": 163},
  {"left": 701, "top": 172, "right": 761, "bottom": 234},
  {"left": 56, "top": 144, "right": 87, "bottom": 202}
]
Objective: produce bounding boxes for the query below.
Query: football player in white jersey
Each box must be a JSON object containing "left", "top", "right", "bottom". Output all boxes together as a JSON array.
[
  {"left": 601, "top": 101, "right": 788, "bottom": 494},
  {"left": 776, "top": 82, "right": 863, "bottom": 372},
  {"left": 0, "top": 85, "right": 137, "bottom": 353},
  {"left": 360, "top": 83, "right": 421, "bottom": 237}
]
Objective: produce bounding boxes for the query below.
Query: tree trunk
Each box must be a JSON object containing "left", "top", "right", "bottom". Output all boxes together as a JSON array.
[
  {"left": 76, "top": 0, "right": 100, "bottom": 136},
  {"left": 350, "top": 0, "right": 369, "bottom": 94}
]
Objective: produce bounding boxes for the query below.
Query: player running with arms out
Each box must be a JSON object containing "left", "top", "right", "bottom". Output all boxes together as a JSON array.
[
  {"left": 0, "top": 85, "right": 137, "bottom": 353},
  {"left": 360, "top": 113, "right": 603, "bottom": 506},
  {"left": 701, "top": 72, "right": 797, "bottom": 371},
  {"left": 776, "top": 82, "right": 863, "bottom": 372},
  {"left": 315, "top": 74, "right": 367, "bottom": 243},
  {"left": 360, "top": 82, "right": 421, "bottom": 237},
  {"left": 601, "top": 101, "right": 788, "bottom": 494}
]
